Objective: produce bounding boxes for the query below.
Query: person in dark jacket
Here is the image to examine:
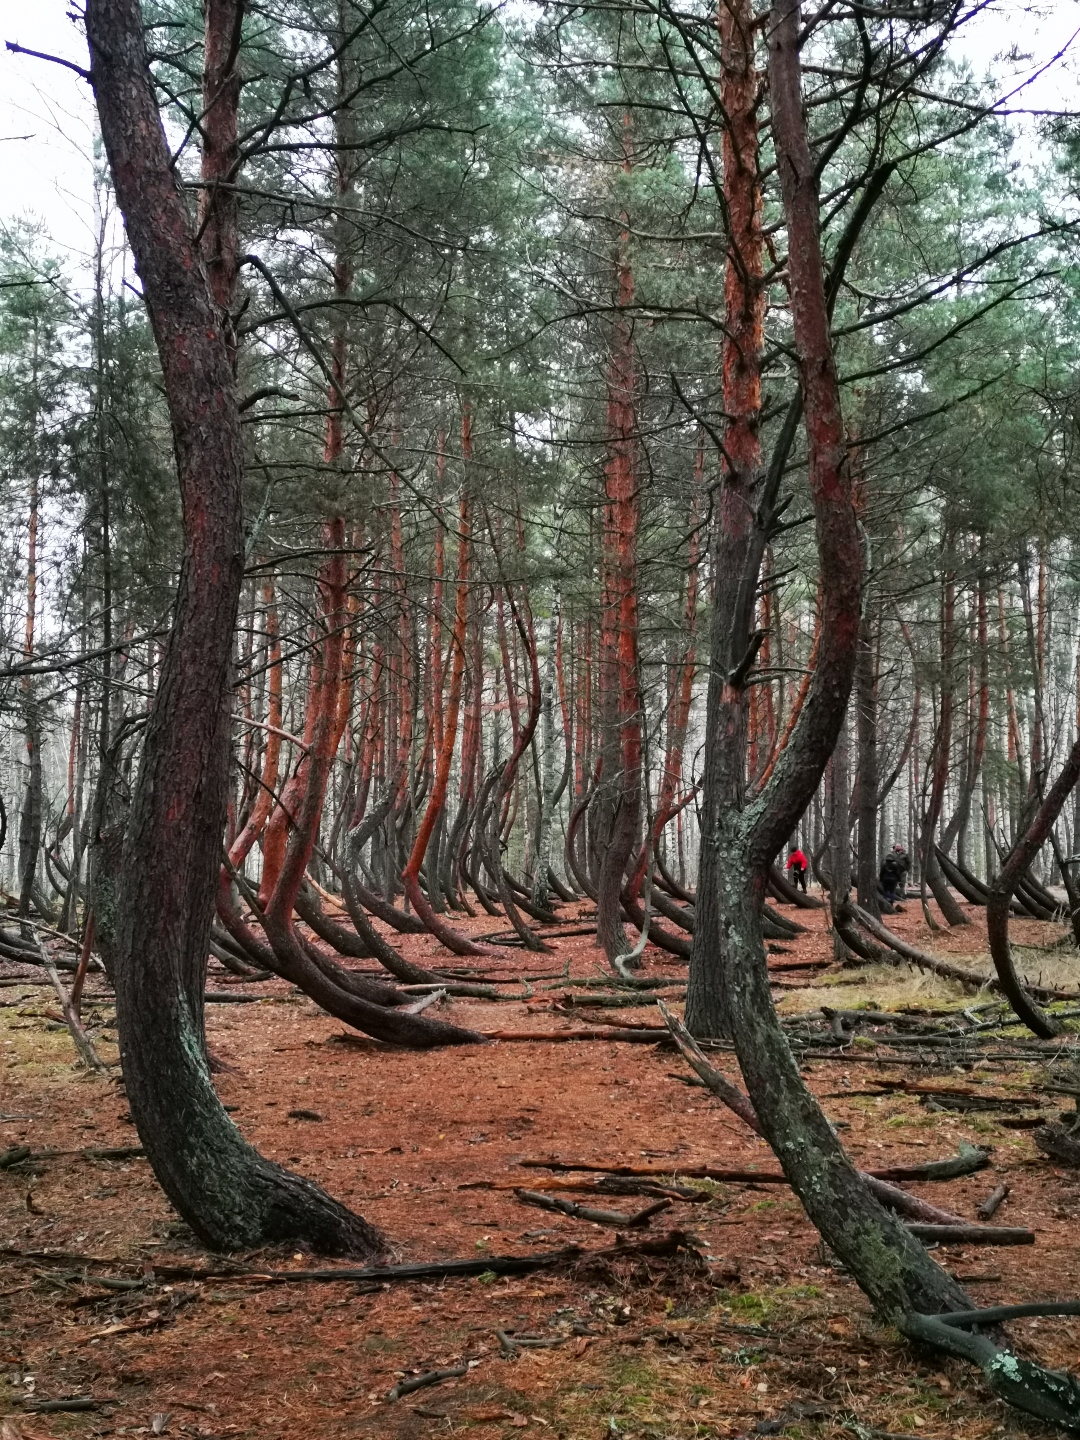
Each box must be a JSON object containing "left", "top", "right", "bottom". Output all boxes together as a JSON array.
[
  {"left": 786, "top": 845, "right": 808, "bottom": 893},
  {"left": 879, "top": 844, "right": 910, "bottom": 904}
]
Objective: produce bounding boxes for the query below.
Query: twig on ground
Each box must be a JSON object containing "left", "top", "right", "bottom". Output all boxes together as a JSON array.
[{"left": 387, "top": 1366, "right": 468, "bottom": 1401}]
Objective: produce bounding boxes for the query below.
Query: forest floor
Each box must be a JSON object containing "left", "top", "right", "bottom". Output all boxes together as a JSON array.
[{"left": 1, "top": 893, "right": 1080, "bottom": 1440}]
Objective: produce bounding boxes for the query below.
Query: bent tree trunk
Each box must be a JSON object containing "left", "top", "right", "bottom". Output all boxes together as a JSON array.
[
  {"left": 86, "top": 0, "right": 381, "bottom": 1255},
  {"left": 987, "top": 734, "right": 1080, "bottom": 1038},
  {"left": 688, "top": 2, "right": 1080, "bottom": 1424},
  {"left": 686, "top": 0, "right": 1020, "bottom": 1405}
]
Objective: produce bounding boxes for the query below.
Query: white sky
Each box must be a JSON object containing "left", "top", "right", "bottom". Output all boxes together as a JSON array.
[
  {"left": 0, "top": 3, "right": 97, "bottom": 263},
  {"left": 0, "top": 0, "right": 1078, "bottom": 263}
]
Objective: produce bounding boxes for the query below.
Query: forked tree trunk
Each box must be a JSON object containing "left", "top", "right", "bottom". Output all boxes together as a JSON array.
[
  {"left": 85, "top": 0, "right": 382, "bottom": 1254},
  {"left": 688, "top": 0, "right": 973, "bottom": 1361}
]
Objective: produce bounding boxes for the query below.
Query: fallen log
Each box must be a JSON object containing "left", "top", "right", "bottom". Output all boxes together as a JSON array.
[
  {"left": 1033, "top": 1123, "right": 1080, "bottom": 1167},
  {"left": 554, "top": 992, "right": 674, "bottom": 1009},
  {"left": 870, "top": 1146, "right": 992, "bottom": 1183},
  {"left": 906, "top": 1224, "right": 1033, "bottom": 1247},
  {"left": 977, "top": 1183, "right": 1009, "bottom": 1220}
]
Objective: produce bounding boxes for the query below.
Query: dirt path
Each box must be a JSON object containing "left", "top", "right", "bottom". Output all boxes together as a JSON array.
[{"left": 1, "top": 893, "right": 1078, "bottom": 1439}]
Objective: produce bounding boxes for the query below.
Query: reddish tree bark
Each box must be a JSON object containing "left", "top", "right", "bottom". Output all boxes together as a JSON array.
[
  {"left": 684, "top": 0, "right": 974, "bottom": 1363},
  {"left": 402, "top": 471, "right": 494, "bottom": 957},
  {"left": 85, "top": 0, "right": 381, "bottom": 1253},
  {"left": 595, "top": 124, "right": 643, "bottom": 967}
]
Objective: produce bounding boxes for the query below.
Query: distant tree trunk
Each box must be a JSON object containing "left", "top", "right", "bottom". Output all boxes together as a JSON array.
[
  {"left": 402, "top": 472, "right": 489, "bottom": 955},
  {"left": 920, "top": 559, "right": 969, "bottom": 925},
  {"left": 86, "top": 0, "right": 382, "bottom": 1254},
  {"left": 593, "top": 140, "right": 642, "bottom": 967},
  {"left": 825, "top": 711, "right": 852, "bottom": 951},
  {"left": 941, "top": 563, "right": 989, "bottom": 869},
  {"left": 594, "top": 157, "right": 642, "bottom": 969},
  {"left": 17, "top": 358, "right": 42, "bottom": 926},
  {"left": 626, "top": 484, "right": 701, "bottom": 905},
  {"left": 854, "top": 606, "right": 879, "bottom": 914},
  {"left": 532, "top": 595, "right": 562, "bottom": 911},
  {"left": 988, "top": 734, "right": 1080, "bottom": 1037}
]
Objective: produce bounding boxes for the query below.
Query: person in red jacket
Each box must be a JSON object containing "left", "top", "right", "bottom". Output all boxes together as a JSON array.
[{"left": 786, "top": 844, "right": 808, "bottom": 892}]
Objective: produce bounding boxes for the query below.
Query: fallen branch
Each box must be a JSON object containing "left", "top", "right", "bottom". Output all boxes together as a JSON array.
[
  {"left": 496, "top": 1328, "right": 568, "bottom": 1355},
  {"left": 24, "top": 1397, "right": 104, "bottom": 1414},
  {"left": 900, "top": 1310, "right": 1080, "bottom": 1427},
  {"left": 658, "top": 1002, "right": 761, "bottom": 1130},
  {"left": 461, "top": 1176, "right": 709, "bottom": 1203},
  {"left": 40, "top": 949, "right": 108, "bottom": 1074},
  {"left": 555, "top": 992, "right": 674, "bottom": 1009},
  {"left": 481, "top": 1027, "right": 664, "bottom": 1044},
  {"left": 977, "top": 1183, "right": 1009, "bottom": 1220},
  {"left": 513, "top": 1189, "right": 672, "bottom": 1228},
  {"left": 387, "top": 1366, "right": 468, "bottom": 1402},
  {"left": 867, "top": 1147, "right": 991, "bottom": 1183},
  {"left": 0, "top": 1145, "right": 145, "bottom": 1168},
  {"left": 402, "top": 990, "right": 445, "bottom": 1016},
  {"left": 0, "top": 1231, "right": 700, "bottom": 1287},
  {"left": 518, "top": 1155, "right": 989, "bottom": 1186},
  {"left": 658, "top": 1004, "right": 1017, "bottom": 1236}
]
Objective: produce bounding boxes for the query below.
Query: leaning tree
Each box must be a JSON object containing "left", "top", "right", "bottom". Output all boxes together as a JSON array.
[
  {"left": 683, "top": 0, "right": 1080, "bottom": 1423},
  {"left": 84, "top": 0, "right": 389, "bottom": 1255}
]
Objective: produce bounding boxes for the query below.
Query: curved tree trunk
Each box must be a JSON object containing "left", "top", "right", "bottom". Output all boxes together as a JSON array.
[
  {"left": 686, "top": 0, "right": 991, "bottom": 1402},
  {"left": 86, "top": 0, "right": 382, "bottom": 1254},
  {"left": 987, "top": 736, "right": 1080, "bottom": 1038},
  {"left": 401, "top": 465, "right": 494, "bottom": 959}
]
